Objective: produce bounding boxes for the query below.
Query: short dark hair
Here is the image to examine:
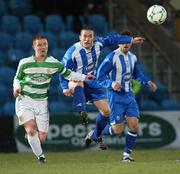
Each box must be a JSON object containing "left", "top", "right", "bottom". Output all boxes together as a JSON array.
[
  {"left": 121, "top": 30, "right": 132, "bottom": 37},
  {"left": 33, "top": 35, "right": 47, "bottom": 43},
  {"left": 80, "top": 27, "right": 94, "bottom": 35}
]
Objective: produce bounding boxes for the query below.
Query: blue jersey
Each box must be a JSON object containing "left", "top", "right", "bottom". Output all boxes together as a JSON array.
[
  {"left": 97, "top": 49, "right": 150, "bottom": 92},
  {"left": 59, "top": 34, "right": 133, "bottom": 90},
  {"left": 97, "top": 49, "right": 150, "bottom": 122}
]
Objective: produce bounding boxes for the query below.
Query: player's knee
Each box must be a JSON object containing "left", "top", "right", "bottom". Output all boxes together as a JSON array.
[
  {"left": 129, "top": 124, "right": 139, "bottom": 132},
  {"left": 26, "top": 129, "right": 37, "bottom": 136},
  {"left": 113, "top": 128, "right": 123, "bottom": 135},
  {"left": 112, "top": 125, "right": 124, "bottom": 135}
]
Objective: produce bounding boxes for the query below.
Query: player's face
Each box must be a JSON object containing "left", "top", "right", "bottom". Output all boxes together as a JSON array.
[
  {"left": 33, "top": 39, "right": 48, "bottom": 58},
  {"left": 119, "top": 43, "right": 132, "bottom": 54},
  {"left": 79, "top": 29, "right": 95, "bottom": 49}
]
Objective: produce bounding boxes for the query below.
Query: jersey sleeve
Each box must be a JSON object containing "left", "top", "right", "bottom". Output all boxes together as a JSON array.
[
  {"left": 13, "top": 59, "right": 25, "bottom": 90},
  {"left": 58, "top": 62, "right": 86, "bottom": 82},
  {"left": 96, "top": 34, "right": 133, "bottom": 48},
  {"left": 97, "top": 52, "right": 114, "bottom": 88},
  {"left": 59, "top": 46, "right": 75, "bottom": 90}
]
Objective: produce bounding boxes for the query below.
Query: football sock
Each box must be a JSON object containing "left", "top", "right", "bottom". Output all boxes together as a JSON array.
[
  {"left": 91, "top": 113, "right": 109, "bottom": 140},
  {"left": 73, "top": 86, "right": 86, "bottom": 113},
  {"left": 123, "top": 131, "right": 137, "bottom": 155},
  {"left": 102, "top": 124, "right": 115, "bottom": 135},
  {"left": 27, "top": 132, "right": 43, "bottom": 157}
]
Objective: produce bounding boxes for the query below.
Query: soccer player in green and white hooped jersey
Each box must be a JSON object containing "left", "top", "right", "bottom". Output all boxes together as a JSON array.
[{"left": 13, "top": 35, "right": 94, "bottom": 164}]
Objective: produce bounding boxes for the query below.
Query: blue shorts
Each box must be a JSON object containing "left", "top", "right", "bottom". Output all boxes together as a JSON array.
[
  {"left": 108, "top": 90, "right": 139, "bottom": 125},
  {"left": 84, "top": 80, "right": 107, "bottom": 102}
]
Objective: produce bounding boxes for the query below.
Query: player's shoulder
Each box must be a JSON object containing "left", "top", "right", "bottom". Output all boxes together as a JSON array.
[
  {"left": 67, "top": 42, "right": 80, "bottom": 51},
  {"left": 94, "top": 38, "right": 103, "bottom": 47},
  {"left": 128, "top": 51, "right": 137, "bottom": 61},
  {"left": 112, "top": 48, "right": 122, "bottom": 58},
  {"left": 65, "top": 42, "right": 80, "bottom": 56},
  {"left": 46, "top": 56, "right": 59, "bottom": 63},
  {"left": 128, "top": 51, "right": 136, "bottom": 57},
  {"left": 19, "top": 56, "right": 34, "bottom": 65}
]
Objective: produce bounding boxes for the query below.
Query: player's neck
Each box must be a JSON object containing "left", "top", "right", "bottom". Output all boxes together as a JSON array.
[
  {"left": 35, "top": 55, "right": 46, "bottom": 62},
  {"left": 119, "top": 48, "right": 128, "bottom": 55}
]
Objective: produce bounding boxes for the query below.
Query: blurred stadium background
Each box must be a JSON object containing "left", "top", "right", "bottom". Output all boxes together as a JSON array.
[{"left": 0, "top": 0, "right": 180, "bottom": 153}]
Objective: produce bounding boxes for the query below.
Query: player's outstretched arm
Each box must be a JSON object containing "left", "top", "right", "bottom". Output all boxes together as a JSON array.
[{"left": 132, "top": 37, "right": 145, "bottom": 45}]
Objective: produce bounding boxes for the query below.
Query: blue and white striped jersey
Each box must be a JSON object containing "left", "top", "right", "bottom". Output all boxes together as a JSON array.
[
  {"left": 97, "top": 48, "right": 150, "bottom": 92},
  {"left": 60, "top": 34, "right": 133, "bottom": 90}
]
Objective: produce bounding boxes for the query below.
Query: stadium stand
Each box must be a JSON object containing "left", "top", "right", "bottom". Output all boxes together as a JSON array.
[
  {"left": 7, "top": 48, "right": 26, "bottom": 67},
  {"left": 9, "top": 0, "right": 32, "bottom": 18},
  {"left": 59, "top": 31, "right": 79, "bottom": 49},
  {"left": 0, "top": 85, "right": 7, "bottom": 105},
  {"left": 0, "top": 66, "right": 15, "bottom": 86},
  {"left": 0, "top": 0, "right": 8, "bottom": 17},
  {"left": 161, "top": 99, "right": 180, "bottom": 110},
  {"left": 3, "top": 101, "right": 15, "bottom": 116},
  {"left": 0, "top": 33, "right": 13, "bottom": 52},
  {"left": 51, "top": 48, "right": 66, "bottom": 61},
  {"left": 23, "top": 15, "right": 43, "bottom": 35},
  {"left": 66, "top": 15, "right": 74, "bottom": 31},
  {"left": 139, "top": 99, "right": 160, "bottom": 111},
  {"left": 88, "top": 14, "right": 108, "bottom": 34},
  {"left": 1, "top": 15, "right": 21, "bottom": 35},
  {"left": 45, "top": 15, "right": 65, "bottom": 34},
  {"left": 0, "top": 51, "right": 5, "bottom": 66},
  {"left": 14, "top": 32, "right": 33, "bottom": 52}
]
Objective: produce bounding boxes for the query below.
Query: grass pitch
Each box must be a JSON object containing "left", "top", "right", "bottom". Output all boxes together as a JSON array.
[{"left": 0, "top": 149, "right": 180, "bottom": 174}]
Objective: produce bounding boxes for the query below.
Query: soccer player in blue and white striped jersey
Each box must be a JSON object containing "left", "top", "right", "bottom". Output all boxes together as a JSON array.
[
  {"left": 59, "top": 27, "right": 145, "bottom": 149},
  {"left": 97, "top": 30, "right": 157, "bottom": 161}
]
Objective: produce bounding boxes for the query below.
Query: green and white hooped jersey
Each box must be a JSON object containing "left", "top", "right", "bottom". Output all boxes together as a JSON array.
[{"left": 14, "top": 56, "right": 71, "bottom": 100}]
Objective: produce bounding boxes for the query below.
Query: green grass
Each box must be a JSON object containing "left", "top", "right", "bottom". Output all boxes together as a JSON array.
[{"left": 1, "top": 150, "right": 180, "bottom": 174}]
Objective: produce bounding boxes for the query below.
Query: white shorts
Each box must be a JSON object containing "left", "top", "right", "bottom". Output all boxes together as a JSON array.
[{"left": 15, "top": 95, "right": 49, "bottom": 133}]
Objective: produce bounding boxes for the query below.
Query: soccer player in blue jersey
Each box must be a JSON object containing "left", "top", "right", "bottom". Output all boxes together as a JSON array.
[
  {"left": 96, "top": 30, "right": 157, "bottom": 160},
  {"left": 59, "top": 27, "right": 145, "bottom": 149}
]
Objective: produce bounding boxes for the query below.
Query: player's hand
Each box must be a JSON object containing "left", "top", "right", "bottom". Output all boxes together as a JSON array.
[
  {"left": 148, "top": 81, "right": 157, "bottom": 92},
  {"left": 133, "top": 37, "right": 145, "bottom": 45},
  {"left": 13, "top": 89, "right": 22, "bottom": 97},
  {"left": 85, "top": 74, "right": 95, "bottom": 81},
  {"left": 112, "top": 82, "right": 121, "bottom": 91},
  {"left": 63, "top": 89, "right": 73, "bottom": 96}
]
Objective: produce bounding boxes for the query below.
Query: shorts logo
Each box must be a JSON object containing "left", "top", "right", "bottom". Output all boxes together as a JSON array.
[
  {"left": 77, "top": 103, "right": 82, "bottom": 106},
  {"left": 116, "top": 116, "right": 120, "bottom": 121}
]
